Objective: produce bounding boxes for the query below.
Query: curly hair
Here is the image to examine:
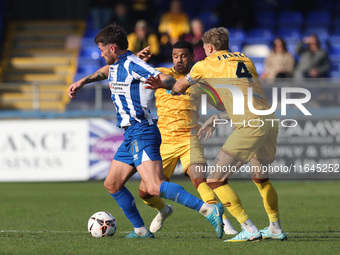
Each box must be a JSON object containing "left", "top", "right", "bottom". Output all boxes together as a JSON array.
[{"left": 94, "top": 24, "right": 128, "bottom": 50}]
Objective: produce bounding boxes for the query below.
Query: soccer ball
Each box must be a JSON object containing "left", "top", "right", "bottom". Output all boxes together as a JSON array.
[{"left": 88, "top": 211, "right": 117, "bottom": 238}]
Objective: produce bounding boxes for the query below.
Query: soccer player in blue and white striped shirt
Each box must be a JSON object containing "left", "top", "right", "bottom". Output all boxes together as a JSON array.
[{"left": 68, "top": 24, "right": 223, "bottom": 239}]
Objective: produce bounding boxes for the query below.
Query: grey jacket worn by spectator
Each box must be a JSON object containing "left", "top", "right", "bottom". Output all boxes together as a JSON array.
[{"left": 294, "top": 38, "right": 330, "bottom": 79}]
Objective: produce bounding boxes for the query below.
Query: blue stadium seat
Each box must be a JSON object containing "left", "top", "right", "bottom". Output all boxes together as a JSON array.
[
  {"left": 83, "top": 29, "right": 101, "bottom": 39},
  {"left": 228, "top": 28, "right": 246, "bottom": 43},
  {"left": 250, "top": 57, "right": 265, "bottom": 76},
  {"left": 81, "top": 38, "right": 97, "bottom": 48},
  {"left": 332, "top": 18, "right": 340, "bottom": 33},
  {"left": 79, "top": 38, "right": 101, "bottom": 59},
  {"left": 329, "top": 71, "right": 340, "bottom": 78},
  {"left": 198, "top": 11, "right": 220, "bottom": 30},
  {"left": 77, "top": 57, "right": 103, "bottom": 74},
  {"left": 276, "top": 27, "right": 301, "bottom": 44},
  {"left": 305, "top": 11, "right": 331, "bottom": 28},
  {"left": 286, "top": 43, "right": 298, "bottom": 59},
  {"left": 329, "top": 35, "right": 340, "bottom": 56},
  {"left": 228, "top": 28, "right": 245, "bottom": 53},
  {"left": 80, "top": 47, "right": 101, "bottom": 59},
  {"left": 255, "top": 11, "right": 276, "bottom": 28},
  {"left": 244, "top": 28, "right": 274, "bottom": 45},
  {"left": 277, "top": 11, "right": 303, "bottom": 28},
  {"left": 329, "top": 54, "right": 340, "bottom": 78},
  {"left": 229, "top": 42, "right": 243, "bottom": 53}
]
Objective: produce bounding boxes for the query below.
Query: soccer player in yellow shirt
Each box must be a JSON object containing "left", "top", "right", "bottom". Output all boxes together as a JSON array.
[
  {"left": 145, "top": 27, "right": 287, "bottom": 242},
  {"left": 138, "top": 40, "right": 238, "bottom": 235}
]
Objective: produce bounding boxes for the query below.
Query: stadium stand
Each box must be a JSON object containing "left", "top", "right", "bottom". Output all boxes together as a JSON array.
[
  {"left": 0, "top": 21, "right": 85, "bottom": 111},
  {"left": 305, "top": 11, "right": 331, "bottom": 28},
  {"left": 1, "top": 0, "right": 340, "bottom": 114},
  {"left": 254, "top": 11, "right": 276, "bottom": 29},
  {"left": 277, "top": 11, "right": 304, "bottom": 29}
]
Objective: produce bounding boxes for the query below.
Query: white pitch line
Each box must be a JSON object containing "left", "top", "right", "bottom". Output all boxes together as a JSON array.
[
  {"left": 1, "top": 230, "right": 340, "bottom": 235},
  {"left": 0, "top": 230, "right": 88, "bottom": 234}
]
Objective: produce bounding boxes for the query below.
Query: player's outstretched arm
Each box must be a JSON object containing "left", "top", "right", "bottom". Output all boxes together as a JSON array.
[
  {"left": 68, "top": 65, "right": 110, "bottom": 99},
  {"left": 197, "top": 112, "right": 229, "bottom": 141},
  {"left": 145, "top": 73, "right": 176, "bottom": 90},
  {"left": 171, "top": 77, "right": 190, "bottom": 95}
]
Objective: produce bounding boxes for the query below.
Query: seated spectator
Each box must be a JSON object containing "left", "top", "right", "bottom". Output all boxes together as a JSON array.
[
  {"left": 294, "top": 34, "right": 330, "bottom": 79},
  {"left": 127, "top": 20, "right": 160, "bottom": 65},
  {"left": 183, "top": 19, "right": 206, "bottom": 63},
  {"left": 261, "top": 38, "right": 295, "bottom": 81},
  {"left": 158, "top": 0, "right": 190, "bottom": 45}
]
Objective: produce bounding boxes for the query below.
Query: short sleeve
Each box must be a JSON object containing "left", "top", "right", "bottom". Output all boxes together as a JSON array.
[{"left": 187, "top": 61, "right": 204, "bottom": 84}]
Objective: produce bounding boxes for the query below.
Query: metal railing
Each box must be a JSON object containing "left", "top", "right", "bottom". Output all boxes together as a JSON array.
[{"left": 1, "top": 78, "right": 340, "bottom": 115}]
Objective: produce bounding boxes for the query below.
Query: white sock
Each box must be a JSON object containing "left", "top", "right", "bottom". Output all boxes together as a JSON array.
[
  {"left": 134, "top": 226, "right": 148, "bottom": 236},
  {"left": 199, "top": 203, "right": 214, "bottom": 217},
  {"left": 223, "top": 219, "right": 236, "bottom": 231},
  {"left": 159, "top": 204, "right": 170, "bottom": 216},
  {"left": 241, "top": 218, "right": 258, "bottom": 233},
  {"left": 269, "top": 220, "right": 283, "bottom": 235}
]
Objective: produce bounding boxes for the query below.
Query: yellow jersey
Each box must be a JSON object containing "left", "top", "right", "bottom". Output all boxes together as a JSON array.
[
  {"left": 158, "top": 12, "right": 190, "bottom": 41},
  {"left": 156, "top": 67, "right": 200, "bottom": 141},
  {"left": 188, "top": 50, "right": 272, "bottom": 128},
  {"left": 127, "top": 33, "right": 160, "bottom": 56}
]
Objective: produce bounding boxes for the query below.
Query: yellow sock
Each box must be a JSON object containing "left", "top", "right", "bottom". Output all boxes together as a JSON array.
[
  {"left": 213, "top": 184, "right": 249, "bottom": 224},
  {"left": 253, "top": 180, "right": 280, "bottom": 222},
  {"left": 197, "top": 183, "right": 232, "bottom": 221},
  {"left": 143, "top": 196, "right": 165, "bottom": 211},
  {"left": 197, "top": 182, "right": 219, "bottom": 204}
]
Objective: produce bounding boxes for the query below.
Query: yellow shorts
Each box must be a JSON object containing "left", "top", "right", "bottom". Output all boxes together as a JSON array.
[
  {"left": 222, "top": 114, "right": 278, "bottom": 164},
  {"left": 160, "top": 136, "right": 206, "bottom": 180}
]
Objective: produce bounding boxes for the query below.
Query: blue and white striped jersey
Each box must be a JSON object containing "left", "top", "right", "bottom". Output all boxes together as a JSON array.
[{"left": 108, "top": 51, "right": 161, "bottom": 128}]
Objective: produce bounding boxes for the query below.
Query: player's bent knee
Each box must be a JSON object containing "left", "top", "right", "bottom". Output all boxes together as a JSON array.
[
  {"left": 252, "top": 177, "right": 269, "bottom": 183},
  {"left": 207, "top": 180, "right": 228, "bottom": 190},
  {"left": 139, "top": 189, "right": 153, "bottom": 199},
  {"left": 145, "top": 184, "right": 161, "bottom": 196},
  {"left": 104, "top": 180, "right": 121, "bottom": 194},
  {"left": 191, "top": 178, "right": 206, "bottom": 190}
]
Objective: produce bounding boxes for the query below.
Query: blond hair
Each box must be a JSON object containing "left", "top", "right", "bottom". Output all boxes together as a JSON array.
[{"left": 201, "top": 27, "right": 229, "bottom": 51}]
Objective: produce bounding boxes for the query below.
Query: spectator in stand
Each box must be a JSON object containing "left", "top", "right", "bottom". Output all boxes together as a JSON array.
[
  {"left": 158, "top": 0, "right": 190, "bottom": 45},
  {"left": 130, "top": 0, "right": 157, "bottom": 23},
  {"left": 127, "top": 20, "right": 160, "bottom": 65},
  {"left": 111, "top": 1, "right": 135, "bottom": 34},
  {"left": 183, "top": 19, "right": 206, "bottom": 63},
  {"left": 90, "top": 0, "right": 115, "bottom": 29},
  {"left": 294, "top": 34, "right": 330, "bottom": 79},
  {"left": 261, "top": 38, "right": 295, "bottom": 81}
]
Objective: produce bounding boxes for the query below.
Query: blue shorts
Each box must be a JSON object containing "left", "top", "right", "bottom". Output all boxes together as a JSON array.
[{"left": 114, "top": 121, "right": 162, "bottom": 167}]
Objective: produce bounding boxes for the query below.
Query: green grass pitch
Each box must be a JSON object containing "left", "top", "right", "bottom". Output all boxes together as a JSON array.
[{"left": 1, "top": 179, "right": 340, "bottom": 255}]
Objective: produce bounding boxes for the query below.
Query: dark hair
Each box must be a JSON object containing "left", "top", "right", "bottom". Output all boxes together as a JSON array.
[
  {"left": 94, "top": 24, "right": 128, "bottom": 50},
  {"left": 273, "top": 37, "right": 288, "bottom": 53},
  {"left": 172, "top": 40, "right": 194, "bottom": 54}
]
